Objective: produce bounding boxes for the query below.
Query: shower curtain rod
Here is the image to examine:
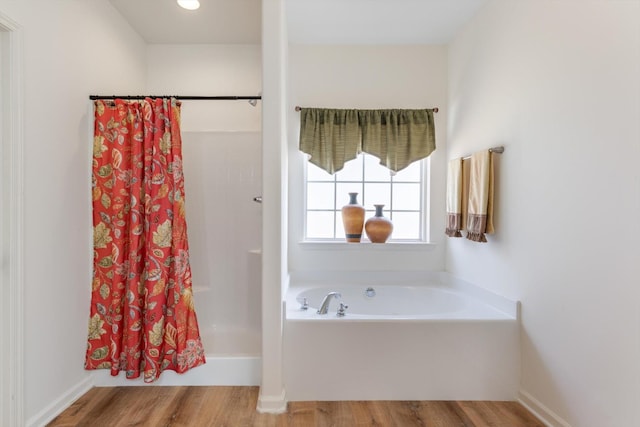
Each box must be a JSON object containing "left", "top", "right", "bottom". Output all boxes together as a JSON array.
[{"left": 89, "top": 95, "right": 262, "bottom": 100}]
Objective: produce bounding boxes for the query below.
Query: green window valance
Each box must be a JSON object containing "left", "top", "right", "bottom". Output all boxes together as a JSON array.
[{"left": 299, "top": 108, "right": 436, "bottom": 174}]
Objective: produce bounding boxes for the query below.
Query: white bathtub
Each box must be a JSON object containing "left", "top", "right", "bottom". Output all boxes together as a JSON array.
[
  {"left": 288, "top": 284, "right": 508, "bottom": 320},
  {"left": 284, "top": 272, "right": 520, "bottom": 401}
]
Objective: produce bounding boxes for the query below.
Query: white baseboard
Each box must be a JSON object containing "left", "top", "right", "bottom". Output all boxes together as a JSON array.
[
  {"left": 518, "top": 390, "right": 572, "bottom": 427},
  {"left": 256, "top": 390, "right": 287, "bottom": 413},
  {"left": 26, "top": 376, "right": 93, "bottom": 427}
]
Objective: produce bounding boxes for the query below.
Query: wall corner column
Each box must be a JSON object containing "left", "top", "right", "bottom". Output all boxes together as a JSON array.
[{"left": 257, "top": 0, "right": 288, "bottom": 413}]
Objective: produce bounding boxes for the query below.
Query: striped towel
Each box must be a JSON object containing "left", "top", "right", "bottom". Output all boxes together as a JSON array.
[
  {"left": 445, "top": 158, "right": 463, "bottom": 237},
  {"left": 466, "top": 150, "right": 495, "bottom": 242}
]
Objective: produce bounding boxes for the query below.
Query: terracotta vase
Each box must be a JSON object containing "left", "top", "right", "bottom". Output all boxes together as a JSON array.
[
  {"left": 341, "top": 192, "right": 365, "bottom": 242},
  {"left": 365, "top": 204, "right": 393, "bottom": 243}
]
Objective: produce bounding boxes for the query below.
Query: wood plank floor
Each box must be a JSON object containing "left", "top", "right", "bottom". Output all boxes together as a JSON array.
[{"left": 47, "top": 386, "right": 544, "bottom": 427}]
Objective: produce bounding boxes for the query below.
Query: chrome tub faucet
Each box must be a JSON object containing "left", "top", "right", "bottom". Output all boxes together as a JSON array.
[{"left": 317, "top": 291, "right": 341, "bottom": 314}]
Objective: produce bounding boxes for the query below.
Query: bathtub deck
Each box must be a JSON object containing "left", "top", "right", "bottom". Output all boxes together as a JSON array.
[{"left": 47, "top": 386, "right": 545, "bottom": 427}]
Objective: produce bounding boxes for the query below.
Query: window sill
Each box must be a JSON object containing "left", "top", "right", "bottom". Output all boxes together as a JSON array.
[{"left": 298, "top": 240, "right": 436, "bottom": 251}]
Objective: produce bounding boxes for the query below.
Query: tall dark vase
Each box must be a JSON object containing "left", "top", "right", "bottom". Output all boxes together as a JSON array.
[
  {"left": 365, "top": 204, "right": 393, "bottom": 243},
  {"left": 341, "top": 192, "right": 365, "bottom": 242}
]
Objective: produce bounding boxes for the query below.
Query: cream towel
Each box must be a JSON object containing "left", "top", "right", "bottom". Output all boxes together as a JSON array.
[
  {"left": 466, "top": 150, "right": 494, "bottom": 242},
  {"left": 445, "top": 158, "right": 463, "bottom": 237}
]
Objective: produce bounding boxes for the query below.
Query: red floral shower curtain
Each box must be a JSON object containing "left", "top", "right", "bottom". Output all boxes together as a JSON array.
[{"left": 85, "top": 98, "right": 205, "bottom": 382}]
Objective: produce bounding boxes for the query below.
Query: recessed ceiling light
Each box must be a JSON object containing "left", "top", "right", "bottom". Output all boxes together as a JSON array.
[{"left": 177, "top": 0, "right": 200, "bottom": 11}]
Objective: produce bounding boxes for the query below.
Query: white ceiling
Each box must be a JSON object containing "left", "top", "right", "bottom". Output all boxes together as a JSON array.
[
  {"left": 109, "top": 0, "right": 486, "bottom": 45},
  {"left": 287, "top": 0, "right": 487, "bottom": 45},
  {"left": 108, "top": 0, "right": 262, "bottom": 44}
]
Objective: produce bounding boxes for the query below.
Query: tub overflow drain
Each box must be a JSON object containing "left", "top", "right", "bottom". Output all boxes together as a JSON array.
[{"left": 364, "top": 287, "right": 376, "bottom": 298}]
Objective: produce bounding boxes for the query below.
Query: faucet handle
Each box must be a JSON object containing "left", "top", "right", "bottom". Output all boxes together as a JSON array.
[
  {"left": 337, "top": 302, "right": 349, "bottom": 317},
  {"left": 299, "top": 298, "right": 309, "bottom": 310}
]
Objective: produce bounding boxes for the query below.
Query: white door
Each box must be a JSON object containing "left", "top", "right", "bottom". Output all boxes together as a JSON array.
[
  {"left": 0, "top": 26, "right": 10, "bottom": 427},
  {"left": 0, "top": 14, "right": 24, "bottom": 426}
]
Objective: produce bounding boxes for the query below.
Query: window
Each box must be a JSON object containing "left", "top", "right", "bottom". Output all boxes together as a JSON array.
[{"left": 305, "top": 153, "right": 426, "bottom": 241}]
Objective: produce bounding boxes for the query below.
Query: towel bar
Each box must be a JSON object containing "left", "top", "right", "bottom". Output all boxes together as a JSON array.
[{"left": 462, "top": 146, "right": 504, "bottom": 160}]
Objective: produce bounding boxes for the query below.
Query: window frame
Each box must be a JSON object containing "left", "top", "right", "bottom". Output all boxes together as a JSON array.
[{"left": 303, "top": 153, "right": 430, "bottom": 243}]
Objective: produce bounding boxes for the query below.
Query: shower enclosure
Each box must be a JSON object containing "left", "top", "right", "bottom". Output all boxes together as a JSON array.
[
  {"left": 91, "top": 129, "right": 263, "bottom": 386},
  {"left": 183, "top": 131, "right": 262, "bottom": 357},
  {"left": 182, "top": 130, "right": 262, "bottom": 384}
]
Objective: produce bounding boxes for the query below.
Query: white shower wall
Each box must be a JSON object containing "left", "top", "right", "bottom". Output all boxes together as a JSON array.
[{"left": 182, "top": 131, "right": 262, "bottom": 357}]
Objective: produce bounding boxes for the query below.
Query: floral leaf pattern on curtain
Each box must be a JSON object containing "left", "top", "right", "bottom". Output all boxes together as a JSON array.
[{"left": 85, "top": 98, "right": 205, "bottom": 382}]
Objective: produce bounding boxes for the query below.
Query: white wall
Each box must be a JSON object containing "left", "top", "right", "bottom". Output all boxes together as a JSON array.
[
  {"left": 0, "top": 0, "right": 147, "bottom": 424},
  {"left": 287, "top": 45, "right": 448, "bottom": 272},
  {"left": 447, "top": 1, "right": 640, "bottom": 426},
  {"left": 146, "top": 44, "right": 262, "bottom": 132}
]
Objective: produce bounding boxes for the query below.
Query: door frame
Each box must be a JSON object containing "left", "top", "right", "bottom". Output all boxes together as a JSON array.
[{"left": 0, "top": 11, "right": 24, "bottom": 427}]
